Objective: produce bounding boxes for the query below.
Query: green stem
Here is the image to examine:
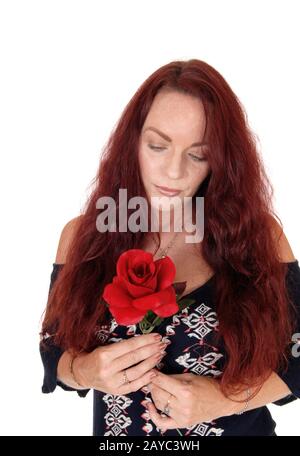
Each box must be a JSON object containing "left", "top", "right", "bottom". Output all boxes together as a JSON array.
[{"left": 151, "top": 315, "right": 163, "bottom": 326}]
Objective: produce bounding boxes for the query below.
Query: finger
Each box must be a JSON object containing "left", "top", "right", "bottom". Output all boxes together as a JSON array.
[
  {"left": 106, "top": 333, "right": 162, "bottom": 359},
  {"left": 110, "top": 340, "right": 166, "bottom": 375},
  {"left": 118, "top": 367, "right": 159, "bottom": 395},
  {"left": 145, "top": 401, "right": 178, "bottom": 431},
  {"left": 149, "top": 371, "right": 183, "bottom": 397},
  {"left": 117, "top": 350, "right": 164, "bottom": 389},
  {"left": 147, "top": 382, "right": 179, "bottom": 415},
  {"left": 152, "top": 371, "right": 191, "bottom": 382}
]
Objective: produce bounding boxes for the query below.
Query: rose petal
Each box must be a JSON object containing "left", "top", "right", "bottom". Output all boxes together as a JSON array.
[
  {"left": 109, "top": 305, "right": 146, "bottom": 326},
  {"left": 154, "top": 299, "right": 179, "bottom": 317},
  {"left": 141, "top": 273, "right": 157, "bottom": 291},
  {"left": 102, "top": 282, "right": 132, "bottom": 308},
  {"left": 128, "top": 263, "right": 152, "bottom": 284},
  {"left": 116, "top": 250, "right": 158, "bottom": 295},
  {"left": 132, "top": 286, "right": 177, "bottom": 314},
  {"left": 155, "top": 257, "right": 176, "bottom": 288},
  {"left": 119, "top": 275, "right": 154, "bottom": 298},
  {"left": 117, "top": 249, "right": 154, "bottom": 279},
  {"left": 130, "top": 250, "right": 154, "bottom": 269}
]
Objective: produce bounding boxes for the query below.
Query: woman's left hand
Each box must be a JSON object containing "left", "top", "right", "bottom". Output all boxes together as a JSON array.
[{"left": 143, "top": 370, "right": 234, "bottom": 432}]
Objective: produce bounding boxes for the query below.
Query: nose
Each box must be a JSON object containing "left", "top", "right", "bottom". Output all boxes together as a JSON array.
[{"left": 164, "top": 150, "right": 185, "bottom": 179}]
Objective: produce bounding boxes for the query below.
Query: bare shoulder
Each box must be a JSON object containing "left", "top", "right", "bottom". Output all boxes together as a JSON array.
[
  {"left": 55, "top": 215, "right": 83, "bottom": 264},
  {"left": 267, "top": 215, "right": 296, "bottom": 263}
]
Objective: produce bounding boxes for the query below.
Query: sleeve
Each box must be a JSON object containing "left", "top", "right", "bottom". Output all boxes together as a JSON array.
[
  {"left": 39, "top": 263, "right": 90, "bottom": 397},
  {"left": 272, "top": 260, "right": 300, "bottom": 406}
]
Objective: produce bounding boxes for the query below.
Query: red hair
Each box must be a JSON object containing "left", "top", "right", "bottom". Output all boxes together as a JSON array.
[{"left": 40, "top": 59, "right": 297, "bottom": 401}]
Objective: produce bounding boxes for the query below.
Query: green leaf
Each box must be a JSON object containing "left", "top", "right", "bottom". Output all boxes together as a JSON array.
[
  {"left": 138, "top": 296, "right": 196, "bottom": 334},
  {"left": 146, "top": 310, "right": 156, "bottom": 319},
  {"left": 139, "top": 321, "right": 155, "bottom": 334},
  {"left": 177, "top": 298, "right": 196, "bottom": 311},
  {"left": 139, "top": 312, "right": 164, "bottom": 334}
]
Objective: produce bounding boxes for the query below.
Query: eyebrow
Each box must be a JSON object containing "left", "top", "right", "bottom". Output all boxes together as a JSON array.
[{"left": 143, "top": 126, "right": 208, "bottom": 148}]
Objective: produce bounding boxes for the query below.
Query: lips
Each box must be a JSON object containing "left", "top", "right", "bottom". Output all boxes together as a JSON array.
[
  {"left": 155, "top": 185, "right": 182, "bottom": 196},
  {"left": 156, "top": 185, "right": 182, "bottom": 192}
]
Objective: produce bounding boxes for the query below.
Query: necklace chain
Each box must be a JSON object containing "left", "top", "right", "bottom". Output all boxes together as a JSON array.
[{"left": 151, "top": 225, "right": 183, "bottom": 259}]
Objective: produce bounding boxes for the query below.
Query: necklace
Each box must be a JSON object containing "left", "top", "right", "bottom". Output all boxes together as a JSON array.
[{"left": 150, "top": 224, "right": 183, "bottom": 259}]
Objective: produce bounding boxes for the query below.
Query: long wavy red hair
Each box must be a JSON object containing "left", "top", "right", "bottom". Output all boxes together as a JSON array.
[{"left": 40, "top": 59, "right": 297, "bottom": 401}]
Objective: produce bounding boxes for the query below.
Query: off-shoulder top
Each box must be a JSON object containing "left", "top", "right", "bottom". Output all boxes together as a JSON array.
[{"left": 39, "top": 260, "right": 300, "bottom": 436}]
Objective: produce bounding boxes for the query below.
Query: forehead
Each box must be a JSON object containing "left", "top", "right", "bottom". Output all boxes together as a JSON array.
[{"left": 142, "top": 90, "right": 207, "bottom": 142}]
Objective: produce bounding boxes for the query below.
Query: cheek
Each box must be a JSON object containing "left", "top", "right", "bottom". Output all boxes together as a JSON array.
[
  {"left": 188, "top": 164, "right": 210, "bottom": 189},
  {"left": 138, "top": 149, "right": 147, "bottom": 176},
  {"left": 139, "top": 147, "right": 158, "bottom": 176}
]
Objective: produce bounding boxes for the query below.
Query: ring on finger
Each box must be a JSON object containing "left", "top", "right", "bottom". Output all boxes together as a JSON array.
[
  {"left": 163, "top": 392, "right": 173, "bottom": 416},
  {"left": 122, "top": 369, "right": 131, "bottom": 386}
]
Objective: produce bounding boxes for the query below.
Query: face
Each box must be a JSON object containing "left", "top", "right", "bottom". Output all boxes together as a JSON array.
[{"left": 138, "top": 89, "right": 211, "bottom": 216}]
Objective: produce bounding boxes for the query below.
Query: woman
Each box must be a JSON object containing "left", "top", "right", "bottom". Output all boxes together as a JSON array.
[{"left": 40, "top": 59, "right": 300, "bottom": 436}]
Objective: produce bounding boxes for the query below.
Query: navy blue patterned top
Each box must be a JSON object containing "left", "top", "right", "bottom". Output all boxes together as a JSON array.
[{"left": 40, "top": 260, "right": 300, "bottom": 436}]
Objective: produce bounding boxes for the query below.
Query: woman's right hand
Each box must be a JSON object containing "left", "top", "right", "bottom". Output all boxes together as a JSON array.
[{"left": 74, "top": 333, "right": 167, "bottom": 394}]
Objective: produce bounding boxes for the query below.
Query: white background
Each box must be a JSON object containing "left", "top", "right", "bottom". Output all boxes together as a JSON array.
[{"left": 0, "top": 0, "right": 299, "bottom": 436}]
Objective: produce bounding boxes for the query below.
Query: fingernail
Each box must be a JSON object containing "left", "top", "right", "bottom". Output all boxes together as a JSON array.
[{"left": 158, "top": 342, "right": 166, "bottom": 348}]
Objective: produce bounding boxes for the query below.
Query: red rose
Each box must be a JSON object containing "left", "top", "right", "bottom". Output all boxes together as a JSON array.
[{"left": 102, "top": 249, "right": 178, "bottom": 326}]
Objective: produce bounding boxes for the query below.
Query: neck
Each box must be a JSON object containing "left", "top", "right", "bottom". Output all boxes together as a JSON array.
[{"left": 151, "top": 203, "right": 196, "bottom": 235}]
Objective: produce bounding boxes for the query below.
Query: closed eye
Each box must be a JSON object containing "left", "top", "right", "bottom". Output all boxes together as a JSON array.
[
  {"left": 148, "top": 145, "right": 165, "bottom": 151},
  {"left": 189, "top": 154, "right": 207, "bottom": 162},
  {"left": 148, "top": 144, "right": 207, "bottom": 162}
]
